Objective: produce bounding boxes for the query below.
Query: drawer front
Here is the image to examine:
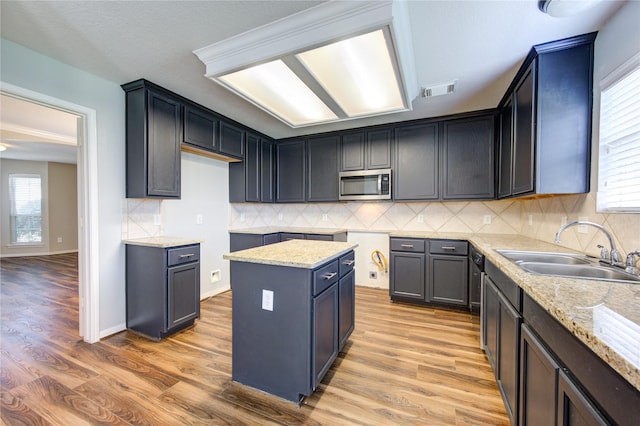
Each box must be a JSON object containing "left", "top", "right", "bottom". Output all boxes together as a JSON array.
[
  {"left": 305, "top": 234, "right": 333, "bottom": 241},
  {"left": 280, "top": 233, "right": 305, "bottom": 241},
  {"left": 313, "top": 259, "right": 340, "bottom": 296},
  {"left": 339, "top": 251, "right": 355, "bottom": 277},
  {"left": 167, "top": 245, "right": 200, "bottom": 266},
  {"left": 390, "top": 238, "right": 425, "bottom": 253},
  {"left": 429, "top": 240, "right": 468, "bottom": 256}
]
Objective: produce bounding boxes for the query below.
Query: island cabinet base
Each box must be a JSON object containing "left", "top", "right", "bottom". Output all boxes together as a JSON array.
[{"left": 230, "top": 250, "right": 354, "bottom": 403}]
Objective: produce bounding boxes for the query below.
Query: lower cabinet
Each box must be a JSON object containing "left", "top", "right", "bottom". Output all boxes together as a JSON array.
[
  {"left": 126, "top": 243, "right": 200, "bottom": 340},
  {"left": 338, "top": 269, "right": 355, "bottom": 350},
  {"left": 313, "top": 281, "right": 339, "bottom": 388},
  {"left": 483, "top": 260, "right": 638, "bottom": 425},
  {"left": 389, "top": 237, "right": 469, "bottom": 309},
  {"left": 229, "top": 231, "right": 347, "bottom": 252}
]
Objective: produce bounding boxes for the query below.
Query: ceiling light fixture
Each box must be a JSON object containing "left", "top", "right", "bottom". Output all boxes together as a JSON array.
[
  {"left": 193, "top": 1, "right": 417, "bottom": 128},
  {"left": 0, "top": 144, "right": 7, "bottom": 152},
  {"left": 538, "top": 0, "right": 602, "bottom": 17}
]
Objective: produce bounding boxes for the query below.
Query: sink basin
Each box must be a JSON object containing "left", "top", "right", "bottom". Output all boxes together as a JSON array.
[
  {"left": 497, "top": 250, "right": 592, "bottom": 265},
  {"left": 518, "top": 262, "right": 640, "bottom": 284}
]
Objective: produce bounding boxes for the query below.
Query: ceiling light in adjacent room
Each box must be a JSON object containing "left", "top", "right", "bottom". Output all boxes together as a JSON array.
[{"left": 538, "top": 0, "right": 602, "bottom": 17}]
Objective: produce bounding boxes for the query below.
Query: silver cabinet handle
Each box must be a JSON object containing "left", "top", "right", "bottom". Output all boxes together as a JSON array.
[
  {"left": 179, "top": 253, "right": 195, "bottom": 258},
  {"left": 322, "top": 272, "right": 338, "bottom": 280},
  {"left": 342, "top": 260, "right": 355, "bottom": 266},
  {"left": 441, "top": 246, "right": 457, "bottom": 250},
  {"left": 401, "top": 244, "right": 414, "bottom": 248}
]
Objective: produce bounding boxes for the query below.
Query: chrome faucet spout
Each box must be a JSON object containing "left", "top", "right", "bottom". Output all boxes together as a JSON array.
[{"left": 554, "top": 221, "right": 620, "bottom": 264}]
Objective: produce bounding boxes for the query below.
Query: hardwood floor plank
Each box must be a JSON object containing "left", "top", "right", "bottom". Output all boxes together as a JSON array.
[{"left": 1, "top": 254, "right": 509, "bottom": 425}]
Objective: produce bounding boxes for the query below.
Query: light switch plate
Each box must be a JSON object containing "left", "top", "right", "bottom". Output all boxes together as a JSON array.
[{"left": 262, "top": 289, "right": 274, "bottom": 311}]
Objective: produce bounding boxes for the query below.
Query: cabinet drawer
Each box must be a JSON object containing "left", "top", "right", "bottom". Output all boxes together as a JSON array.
[
  {"left": 167, "top": 245, "right": 200, "bottom": 266},
  {"left": 280, "top": 233, "right": 304, "bottom": 241},
  {"left": 390, "top": 238, "right": 425, "bottom": 253},
  {"left": 313, "top": 259, "right": 340, "bottom": 296},
  {"left": 339, "top": 251, "right": 355, "bottom": 277},
  {"left": 429, "top": 240, "right": 468, "bottom": 255}
]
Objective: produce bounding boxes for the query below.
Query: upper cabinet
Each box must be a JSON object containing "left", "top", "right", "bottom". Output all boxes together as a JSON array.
[
  {"left": 276, "top": 140, "right": 307, "bottom": 202},
  {"left": 229, "top": 133, "right": 275, "bottom": 203},
  {"left": 183, "top": 102, "right": 218, "bottom": 152},
  {"left": 307, "top": 135, "right": 340, "bottom": 202},
  {"left": 341, "top": 129, "right": 392, "bottom": 171},
  {"left": 441, "top": 114, "right": 496, "bottom": 200},
  {"left": 219, "top": 121, "right": 245, "bottom": 159},
  {"left": 123, "top": 80, "right": 182, "bottom": 199},
  {"left": 394, "top": 123, "right": 439, "bottom": 201},
  {"left": 498, "top": 33, "right": 596, "bottom": 199}
]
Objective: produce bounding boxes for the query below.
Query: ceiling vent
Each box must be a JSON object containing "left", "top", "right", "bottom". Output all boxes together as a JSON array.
[{"left": 421, "top": 80, "right": 457, "bottom": 98}]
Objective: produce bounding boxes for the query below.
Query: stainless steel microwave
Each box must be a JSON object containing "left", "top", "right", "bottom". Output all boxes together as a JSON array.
[{"left": 339, "top": 169, "right": 391, "bottom": 201}]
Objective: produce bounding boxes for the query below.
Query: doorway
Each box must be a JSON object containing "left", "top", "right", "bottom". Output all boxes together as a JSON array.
[{"left": 0, "top": 83, "right": 100, "bottom": 343}]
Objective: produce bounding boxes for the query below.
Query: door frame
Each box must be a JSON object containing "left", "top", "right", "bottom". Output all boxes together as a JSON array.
[{"left": 1, "top": 82, "right": 100, "bottom": 343}]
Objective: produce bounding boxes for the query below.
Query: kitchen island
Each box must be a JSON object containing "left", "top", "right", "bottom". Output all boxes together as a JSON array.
[{"left": 223, "top": 239, "right": 358, "bottom": 403}]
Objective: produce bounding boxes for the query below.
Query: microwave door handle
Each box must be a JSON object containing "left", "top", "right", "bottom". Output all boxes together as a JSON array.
[{"left": 377, "top": 175, "right": 382, "bottom": 195}]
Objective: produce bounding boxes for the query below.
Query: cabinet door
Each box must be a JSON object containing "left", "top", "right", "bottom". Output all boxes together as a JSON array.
[
  {"left": 512, "top": 63, "right": 535, "bottom": 195},
  {"left": 219, "top": 121, "right": 245, "bottom": 159},
  {"left": 167, "top": 262, "right": 200, "bottom": 330},
  {"left": 280, "top": 233, "right": 304, "bottom": 241},
  {"left": 341, "top": 132, "right": 365, "bottom": 171},
  {"left": 183, "top": 104, "right": 217, "bottom": 151},
  {"left": 260, "top": 139, "right": 275, "bottom": 203},
  {"left": 307, "top": 136, "right": 339, "bottom": 202},
  {"left": 442, "top": 115, "right": 495, "bottom": 200},
  {"left": 557, "top": 369, "right": 608, "bottom": 426},
  {"left": 394, "top": 123, "right": 439, "bottom": 200},
  {"left": 276, "top": 140, "right": 306, "bottom": 202},
  {"left": 313, "top": 282, "right": 339, "bottom": 389},
  {"left": 428, "top": 255, "right": 468, "bottom": 306},
  {"left": 339, "top": 270, "right": 355, "bottom": 351},
  {"left": 245, "top": 133, "right": 260, "bottom": 202},
  {"left": 147, "top": 90, "right": 181, "bottom": 198},
  {"left": 497, "top": 289, "right": 522, "bottom": 426},
  {"left": 390, "top": 252, "right": 425, "bottom": 300},
  {"left": 469, "top": 262, "right": 481, "bottom": 311},
  {"left": 498, "top": 99, "right": 514, "bottom": 198},
  {"left": 367, "top": 129, "right": 392, "bottom": 169},
  {"left": 484, "top": 277, "right": 499, "bottom": 373},
  {"left": 520, "top": 324, "right": 560, "bottom": 426}
]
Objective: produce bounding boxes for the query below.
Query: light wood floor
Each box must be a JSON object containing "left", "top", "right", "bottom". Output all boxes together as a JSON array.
[{"left": 1, "top": 253, "right": 508, "bottom": 425}]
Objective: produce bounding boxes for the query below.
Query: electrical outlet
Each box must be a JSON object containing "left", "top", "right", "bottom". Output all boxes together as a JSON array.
[
  {"left": 262, "top": 289, "right": 274, "bottom": 311},
  {"left": 57, "top": 237, "right": 63, "bottom": 243},
  {"left": 322, "top": 214, "right": 328, "bottom": 221},
  {"left": 210, "top": 270, "right": 221, "bottom": 283},
  {"left": 369, "top": 271, "right": 377, "bottom": 279},
  {"left": 417, "top": 214, "right": 424, "bottom": 223},
  {"left": 153, "top": 214, "right": 161, "bottom": 226},
  {"left": 483, "top": 215, "right": 492, "bottom": 225},
  {"left": 196, "top": 214, "right": 203, "bottom": 225},
  {"left": 528, "top": 215, "right": 533, "bottom": 226},
  {"left": 278, "top": 213, "right": 283, "bottom": 221},
  {"left": 578, "top": 216, "right": 588, "bottom": 234},
  {"left": 240, "top": 213, "right": 245, "bottom": 222}
]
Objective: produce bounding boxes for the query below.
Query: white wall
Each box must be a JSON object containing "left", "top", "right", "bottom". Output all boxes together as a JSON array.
[
  {"left": 163, "top": 152, "right": 231, "bottom": 297},
  {"left": 1, "top": 39, "right": 126, "bottom": 336}
]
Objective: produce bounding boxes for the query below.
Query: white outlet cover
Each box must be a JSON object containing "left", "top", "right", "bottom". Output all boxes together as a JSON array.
[
  {"left": 262, "top": 289, "right": 274, "bottom": 311},
  {"left": 483, "top": 215, "right": 492, "bottom": 225}
]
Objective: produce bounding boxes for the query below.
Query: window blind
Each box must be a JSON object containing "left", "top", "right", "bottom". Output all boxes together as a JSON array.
[
  {"left": 9, "top": 174, "right": 42, "bottom": 243},
  {"left": 597, "top": 53, "right": 640, "bottom": 213}
]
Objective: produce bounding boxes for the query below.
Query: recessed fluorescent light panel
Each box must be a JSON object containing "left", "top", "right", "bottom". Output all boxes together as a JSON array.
[
  {"left": 194, "top": 1, "right": 417, "bottom": 128},
  {"left": 218, "top": 29, "right": 408, "bottom": 127},
  {"left": 297, "top": 29, "right": 405, "bottom": 118}
]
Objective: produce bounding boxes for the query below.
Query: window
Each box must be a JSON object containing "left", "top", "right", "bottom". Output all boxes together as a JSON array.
[
  {"left": 597, "top": 52, "right": 640, "bottom": 212},
  {"left": 9, "top": 174, "right": 42, "bottom": 244}
]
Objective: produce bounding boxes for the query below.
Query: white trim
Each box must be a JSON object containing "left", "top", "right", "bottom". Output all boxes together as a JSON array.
[
  {"left": 201, "top": 286, "right": 230, "bottom": 300},
  {"left": 0, "top": 82, "right": 101, "bottom": 344},
  {"left": 600, "top": 51, "right": 640, "bottom": 90},
  {"left": 0, "top": 249, "right": 78, "bottom": 258},
  {"left": 99, "top": 323, "right": 126, "bottom": 339}
]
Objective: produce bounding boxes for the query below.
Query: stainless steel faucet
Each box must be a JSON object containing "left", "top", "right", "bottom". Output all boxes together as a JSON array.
[
  {"left": 554, "top": 221, "right": 620, "bottom": 265},
  {"left": 626, "top": 249, "right": 640, "bottom": 276}
]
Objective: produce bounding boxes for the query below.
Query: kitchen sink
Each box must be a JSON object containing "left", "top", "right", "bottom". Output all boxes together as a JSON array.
[
  {"left": 496, "top": 250, "right": 592, "bottom": 265},
  {"left": 517, "top": 262, "right": 640, "bottom": 284}
]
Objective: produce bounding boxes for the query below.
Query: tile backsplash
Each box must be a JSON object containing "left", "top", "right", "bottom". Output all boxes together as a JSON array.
[
  {"left": 121, "top": 199, "right": 163, "bottom": 240},
  {"left": 230, "top": 193, "right": 639, "bottom": 257}
]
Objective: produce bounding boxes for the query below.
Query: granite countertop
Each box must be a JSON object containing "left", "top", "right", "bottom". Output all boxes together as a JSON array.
[
  {"left": 393, "top": 231, "right": 640, "bottom": 392},
  {"left": 229, "top": 227, "right": 348, "bottom": 235},
  {"left": 122, "top": 236, "right": 203, "bottom": 248},
  {"left": 223, "top": 239, "right": 358, "bottom": 269}
]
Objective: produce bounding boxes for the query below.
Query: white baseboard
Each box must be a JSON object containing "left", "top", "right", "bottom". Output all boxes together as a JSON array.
[
  {"left": 99, "top": 323, "right": 126, "bottom": 340},
  {"left": 0, "top": 249, "right": 79, "bottom": 258},
  {"left": 201, "top": 285, "right": 230, "bottom": 300}
]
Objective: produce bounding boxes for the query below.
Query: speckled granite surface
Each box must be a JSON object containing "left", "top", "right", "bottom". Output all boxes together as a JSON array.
[
  {"left": 392, "top": 231, "right": 640, "bottom": 392},
  {"left": 223, "top": 239, "right": 358, "bottom": 269},
  {"left": 122, "top": 237, "right": 203, "bottom": 248},
  {"left": 229, "top": 227, "right": 348, "bottom": 235}
]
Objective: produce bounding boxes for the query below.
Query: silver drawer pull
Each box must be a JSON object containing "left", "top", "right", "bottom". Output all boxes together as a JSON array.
[
  {"left": 179, "top": 253, "right": 195, "bottom": 258},
  {"left": 342, "top": 260, "right": 355, "bottom": 266},
  {"left": 441, "top": 246, "right": 457, "bottom": 250},
  {"left": 401, "top": 244, "right": 414, "bottom": 248},
  {"left": 322, "top": 272, "right": 338, "bottom": 280}
]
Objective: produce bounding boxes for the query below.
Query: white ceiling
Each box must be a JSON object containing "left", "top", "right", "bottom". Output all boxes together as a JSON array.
[{"left": 0, "top": 0, "right": 628, "bottom": 144}]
